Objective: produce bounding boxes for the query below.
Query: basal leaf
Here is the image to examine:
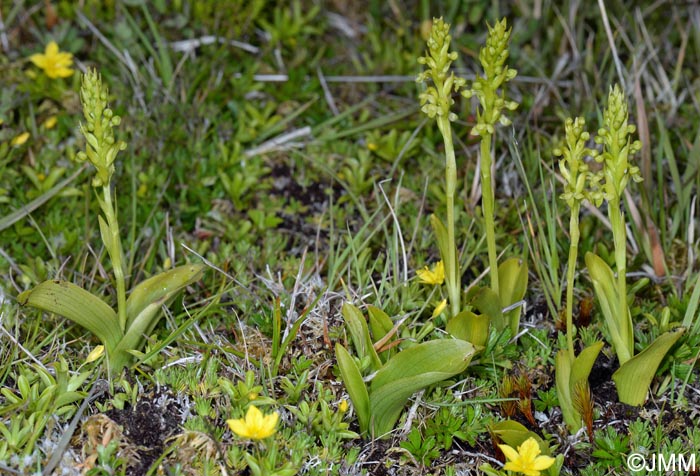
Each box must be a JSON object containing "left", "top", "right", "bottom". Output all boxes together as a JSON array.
[
  {"left": 613, "top": 328, "right": 684, "bottom": 406},
  {"left": 370, "top": 339, "right": 475, "bottom": 437},
  {"left": 335, "top": 343, "right": 370, "bottom": 433},
  {"left": 125, "top": 264, "right": 205, "bottom": 327},
  {"left": 18, "top": 280, "right": 121, "bottom": 350}
]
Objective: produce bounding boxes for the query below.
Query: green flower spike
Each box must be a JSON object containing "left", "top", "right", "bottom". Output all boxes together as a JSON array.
[
  {"left": 555, "top": 117, "right": 600, "bottom": 209},
  {"left": 76, "top": 69, "right": 127, "bottom": 188},
  {"left": 461, "top": 18, "right": 518, "bottom": 298},
  {"left": 554, "top": 118, "right": 600, "bottom": 354},
  {"left": 417, "top": 18, "right": 466, "bottom": 126},
  {"left": 417, "top": 18, "right": 466, "bottom": 316},
  {"left": 462, "top": 18, "right": 519, "bottom": 137},
  {"left": 594, "top": 84, "right": 643, "bottom": 202}
]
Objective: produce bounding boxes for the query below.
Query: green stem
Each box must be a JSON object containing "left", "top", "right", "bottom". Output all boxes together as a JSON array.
[
  {"left": 101, "top": 185, "right": 127, "bottom": 332},
  {"left": 480, "top": 134, "right": 499, "bottom": 296},
  {"left": 438, "top": 116, "right": 460, "bottom": 317},
  {"left": 609, "top": 197, "right": 632, "bottom": 363},
  {"left": 566, "top": 205, "right": 580, "bottom": 361}
]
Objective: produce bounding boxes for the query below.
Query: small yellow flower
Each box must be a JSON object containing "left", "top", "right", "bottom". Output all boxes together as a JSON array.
[
  {"left": 11, "top": 132, "right": 30, "bottom": 147},
  {"left": 43, "top": 116, "right": 58, "bottom": 129},
  {"left": 367, "top": 142, "right": 378, "bottom": 151},
  {"left": 416, "top": 260, "right": 445, "bottom": 285},
  {"left": 227, "top": 405, "right": 278, "bottom": 440},
  {"left": 338, "top": 399, "right": 349, "bottom": 413},
  {"left": 29, "top": 41, "right": 74, "bottom": 79},
  {"left": 499, "top": 437, "right": 555, "bottom": 476},
  {"left": 85, "top": 345, "right": 105, "bottom": 364},
  {"left": 432, "top": 299, "right": 447, "bottom": 318}
]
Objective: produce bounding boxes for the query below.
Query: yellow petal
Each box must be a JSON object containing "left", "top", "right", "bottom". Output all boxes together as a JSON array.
[
  {"left": 43, "top": 116, "right": 58, "bottom": 129},
  {"left": 532, "top": 454, "right": 556, "bottom": 470},
  {"left": 227, "top": 417, "right": 252, "bottom": 438},
  {"left": 499, "top": 443, "right": 521, "bottom": 463},
  {"left": 46, "top": 41, "right": 59, "bottom": 56},
  {"left": 85, "top": 345, "right": 104, "bottom": 363},
  {"left": 11, "top": 132, "right": 30, "bottom": 147},
  {"left": 432, "top": 299, "right": 447, "bottom": 318}
]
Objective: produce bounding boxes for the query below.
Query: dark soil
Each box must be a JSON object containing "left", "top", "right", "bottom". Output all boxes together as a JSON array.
[{"left": 105, "top": 389, "right": 184, "bottom": 476}]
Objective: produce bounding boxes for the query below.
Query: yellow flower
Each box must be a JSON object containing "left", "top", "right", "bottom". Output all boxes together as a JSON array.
[
  {"left": 416, "top": 260, "right": 445, "bottom": 285},
  {"left": 43, "top": 116, "right": 58, "bottom": 129},
  {"left": 227, "top": 405, "right": 278, "bottom": 440},
  {"left": 338, "top": 399, "right": 349, "bottom": 413},
  {"left": 367, "top": 142, "right": 378, "bottom": 151},
  {"left": 499, "top": 437, "right": 555, "bottom": 476},
  {"left": 432, "top": 299, "right": 447, "bottom": 318},
  {"left": 11, "top": 132, "right": 30, "bottom": 147},
  {"left": 29, "top": 41, "right": 74, "bottom": 79},
  {"left": 85, "top": 345, "right": 105, "bottom": 364}
]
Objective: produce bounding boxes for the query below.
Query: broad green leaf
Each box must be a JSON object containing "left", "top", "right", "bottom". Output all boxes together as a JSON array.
[
  {"left": 613, "top": 328, "right": 684, "bottom": 406},
  {"left": 490, "top": 419, "right": 551, "bottom": 455},
  {"left": 125, "top": 264, "right": 205, "bottom": 327},
  {"left": 471, "top": 286, "right": 503, "bottom": 331},
  {"left": 556, "top": 341, "right": 603, "bottom": 431},
  {"left": 498, "top": 258, "right": 528, "bottom": 335},
  {"left": 335, "top": 344, "right": 370, "bottom": 433},
  {"left": 446, "top": 310, "right": 489, "bottom": 347},
  {"left": 370, "top": 339, "right": 475, "bottom": 437},
  {"left": 586, "top": 252, "right": 633, "bottom": 364},
  {"left": 555, "top": 350, "right": 575, "bottom": 430},
  {"left": 367, "top": 305, "right": 396, "bottom": 361},
  {"left": 570, "top": 341, "right": 603, "bottom": 387},
  {"left": 341, "top": 303, "right": 381, "bottom": 371},
  {"left": 18, "top": 280, "right": 121, "bottom": 350},
  {"left": 367, "top": 305, "right": 393, "bottom": 342}
]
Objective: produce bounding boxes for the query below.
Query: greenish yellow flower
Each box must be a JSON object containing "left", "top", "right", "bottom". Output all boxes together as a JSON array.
[
  {"left": 416, "top": 17, "right": 465, "bottom": 123},
  {"left": 594, "top": 84, "right": 643, "bottom": 201},
  {"left": 227, "top": 405, "right": 279, "bottom": 440},
  {"left": 76, "top": 69, "right": 127, "bottom": 187},
  {"left": 432, "top": 299, "right": 447, "bottom": 318},
  {"left": 499, "top": 437, "right": 555, "bottom": 476},
  {"left": 11, "top": 132, "right": 30, "bottom": 147},
  {"left": 29, "top": 41, "right": 74, "bottom": 79},
  {"left": 416, "top": 260, "right": 445, "bottom": 285},
  {"left": 462, "top": 18, "right": 518, "bottom": 136},
  {"left": 553, "top": 117, "right": 601, "bottom": 208}
]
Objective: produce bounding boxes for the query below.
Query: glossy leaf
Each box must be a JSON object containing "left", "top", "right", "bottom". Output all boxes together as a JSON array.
[
  {"left": 586, "top": 252, "right": 633, "bottom": 364},
  {"left": 341, "top": 303, "right": 381, "bottom": 372},
  {"left": 446, "top": 310, "right": 489, "bottom": 347},
  {"left": 335, "top": 343, "right": 370, "bottom": 433},
  {"left": 471, "top": 286, "right": 503, "bottom": 330},
  {"left": 125, "top": 264, "right": 205, "bottom": 327},
  {"left": 556, "top": 341, "right": 603, "bottom": 431},
  {"left": 370, "top": 339, "right": 475, "bottom": 437},
  {"left": 613, "top": 328, "right": 684, "bottom": 406},
  {"left": 18, "top": 280, "right": 120, "bottom": 350}
]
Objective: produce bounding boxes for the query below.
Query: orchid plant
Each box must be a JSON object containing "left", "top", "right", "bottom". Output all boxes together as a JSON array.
[
  {"left": 416, "top": 18, "right": 527, "bottom": 346},
  {"left": 553, "top": 117, "right": 603, "bottom": 432},
  {"left": 18, "top": 70, "right": 204, "bottom": 375},
  {"left": 585, "top": 85, "right": 683, "bottom": 406}
]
